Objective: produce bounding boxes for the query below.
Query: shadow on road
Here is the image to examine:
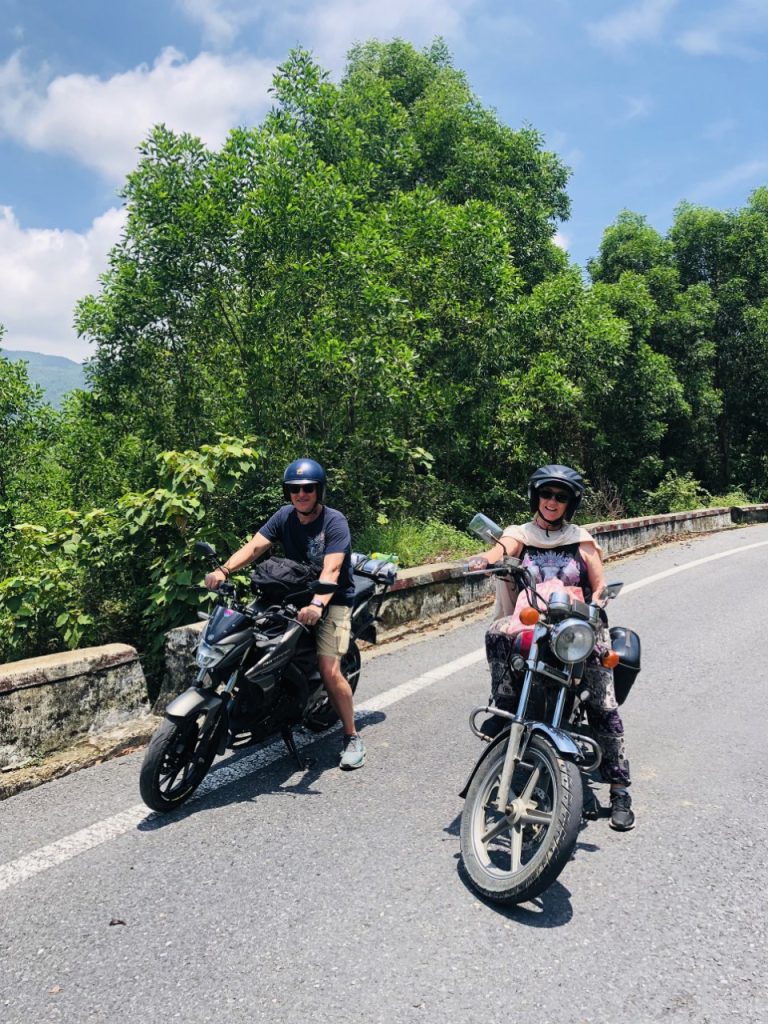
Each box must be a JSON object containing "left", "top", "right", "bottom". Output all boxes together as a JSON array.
[
  {"left": 135, "top": 710, "right": 386, "bottom": 830},
  {"left": 443, "top": 807, "right": 608, "bottom": 928},
  {"left": 455, "top": 857, "right": 575, "bottom": 927}
]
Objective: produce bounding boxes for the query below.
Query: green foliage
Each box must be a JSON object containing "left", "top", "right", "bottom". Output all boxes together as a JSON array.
[
  {"left": 590, "top": 188, "right": 768, "bottom": 499},
  {"left": 72, "top": 40, "right": 570, "bottom": 534},
  {"left": 709, "top": 488, "right": 751, "bottom": 507},
  {"left": 0, "top": 436, "right": 261, "bottom": 667},
  {"left": 355, "top": 518, "right": 477, "bottom": 568},
  {"left": 642, "top": 471, "right": 708, "bottom": 514},
  {"left": 3, "top": 44, "right": 768, "bottom": 667},
  {"left": 0, "top": 351, "right": 70, "bottom": 551}
]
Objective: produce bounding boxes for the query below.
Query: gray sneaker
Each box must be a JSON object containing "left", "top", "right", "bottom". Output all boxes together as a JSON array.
[{"left": 340, "top": 733, "right": 366, "bottom": 770}]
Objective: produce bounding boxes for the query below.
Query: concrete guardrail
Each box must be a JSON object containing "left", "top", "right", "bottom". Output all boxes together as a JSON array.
[{"left": 1, "top": 503, "right": 767, "bottom": 795}]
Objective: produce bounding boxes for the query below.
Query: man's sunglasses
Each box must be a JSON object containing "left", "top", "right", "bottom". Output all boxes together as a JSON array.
[
  {"left": 287, "top": 484, "right": 317, "bottom": 494},
  {"left": 538, "top": 488, "right": 571, "bottom": 504}
]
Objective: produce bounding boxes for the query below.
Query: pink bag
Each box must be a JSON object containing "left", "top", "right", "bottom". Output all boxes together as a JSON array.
[{"left": 494, "top": 578, "right": 586, "bottom": 638}]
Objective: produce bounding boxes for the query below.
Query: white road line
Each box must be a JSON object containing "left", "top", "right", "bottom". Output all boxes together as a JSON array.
[
  {"left": 619, "top": 539, "right": 768, "bottom": 593},
  {"left": 0, "top": 649, "right": 487, "bottom": 894},
  {"left": 1, "top": 537, "right": 766, "bottom": 894},
  {"left": 356, "top": 648, "right": 486, "bottom": 714}
]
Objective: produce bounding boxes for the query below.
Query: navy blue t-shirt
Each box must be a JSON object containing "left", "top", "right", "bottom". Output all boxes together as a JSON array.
[{"left": 258, "top": 505, "right": 356, "bottom": 607}]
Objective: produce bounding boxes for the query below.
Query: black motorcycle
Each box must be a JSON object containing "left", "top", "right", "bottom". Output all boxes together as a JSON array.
[
  {"left": 458, "top": 514, "right": 641, "bottom": 905},
  {"left": 139, "top": 543, "right": 396, "bottom": 812}
]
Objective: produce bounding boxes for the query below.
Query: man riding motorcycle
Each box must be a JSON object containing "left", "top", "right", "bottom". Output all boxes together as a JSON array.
[{"left": 204, "top": 458, "right": 365, "bottom": 770}]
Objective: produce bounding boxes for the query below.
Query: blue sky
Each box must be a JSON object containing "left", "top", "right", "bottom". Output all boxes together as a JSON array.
[{"left": 1, "top": 0, "right": 767, "bottom": 361}]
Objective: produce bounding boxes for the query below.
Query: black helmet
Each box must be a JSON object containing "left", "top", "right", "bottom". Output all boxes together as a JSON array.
[
  {"left": 282, "top": 458, "right": 327, "bottom": 502},
  {"left": 528, "top": 464, "right": 585, "bottom": 521}
]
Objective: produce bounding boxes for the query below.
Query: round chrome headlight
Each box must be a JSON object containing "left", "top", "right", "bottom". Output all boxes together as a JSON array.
[{"left": 550, "top": 618, "right": 595, "bottom": 663}]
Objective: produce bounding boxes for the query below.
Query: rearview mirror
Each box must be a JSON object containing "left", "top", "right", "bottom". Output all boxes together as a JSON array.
[
  {"left": 599, "top": 582, "right": 624, "bottom": 601},
  {"left": 468, "top": 512, "right": 503, "bottom": 544},
  {"left": 195, "top": 540, "right": 217, "bottom": 559}
]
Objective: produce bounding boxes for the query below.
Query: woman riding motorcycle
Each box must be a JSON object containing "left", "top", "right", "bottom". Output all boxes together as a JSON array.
[{"left": 467, "top": 464, "right": 636, "bottom": 831}]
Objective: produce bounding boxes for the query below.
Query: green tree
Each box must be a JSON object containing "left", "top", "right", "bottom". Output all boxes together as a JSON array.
[
  {"left": 74, "top": 40, "right": 572, "bottom": 530},
  {"left": 0, "top": 343, "right": 68, "bottom": 549}
]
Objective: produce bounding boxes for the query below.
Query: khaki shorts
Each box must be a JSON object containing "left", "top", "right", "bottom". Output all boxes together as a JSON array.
[{"left": 316, "top": 604, "right": 352, "bottom": 660}]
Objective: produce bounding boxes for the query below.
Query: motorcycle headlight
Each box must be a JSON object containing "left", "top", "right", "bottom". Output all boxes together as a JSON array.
[
  {"left": 550, "top": 618, "right": 595, "bottom": 663},
  {"left": 196, "top": 640, "right": 222, "bottom": 668}
]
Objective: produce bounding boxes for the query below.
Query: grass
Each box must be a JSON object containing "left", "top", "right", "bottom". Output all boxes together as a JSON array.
[{"left": 354, "top": 518, "right": 478, "bottom": 569}]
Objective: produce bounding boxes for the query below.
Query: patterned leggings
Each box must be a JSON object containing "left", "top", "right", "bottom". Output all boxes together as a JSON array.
[{"left": 485, "top": 620, "right": 631, "bottom": 787}]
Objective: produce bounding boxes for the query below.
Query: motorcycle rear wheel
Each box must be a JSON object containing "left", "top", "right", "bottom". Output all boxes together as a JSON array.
[
  {"left": 460, "top": 734, "right": 582, "bottom": 904},
  {"left": 139, "top": 710, "right": 223, "bottom": 812},
  {"left": 303, "top": 641, "right": 362, "bottom": 732}
]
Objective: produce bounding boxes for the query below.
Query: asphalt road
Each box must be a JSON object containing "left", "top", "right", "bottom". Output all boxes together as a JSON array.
[{"left": 1, "top": 526, "right": 767, "bottom": 1024}]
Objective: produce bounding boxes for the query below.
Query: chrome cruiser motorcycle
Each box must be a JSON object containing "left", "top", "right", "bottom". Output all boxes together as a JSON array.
[
  {"left": 459, "top": 514, "right": 640, "bottom": 905},
  {"left": 139, "top": 543, "right": 396, "bottom": 812}
]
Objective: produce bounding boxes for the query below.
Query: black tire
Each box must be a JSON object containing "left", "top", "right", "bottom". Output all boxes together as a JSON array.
[
  {"left": 304, "top": 641, "right": 362, "bottom": 733},
  {"left": 139, "top": 710, "right": 223, "bottom": 813},
  {"left": 459, "top": 734, "right": 582, "bottom": 905}
]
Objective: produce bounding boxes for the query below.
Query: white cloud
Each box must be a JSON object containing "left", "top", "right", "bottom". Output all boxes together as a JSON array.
[
  {"left": 553, "top": 230, "right": 570, "bottom": 252},
  {"left": 201, "top": 0, "right": 478, "bottom": 69},
  {"left": 300, "top": 0, "right": 473, "bottom": 61},
  {"left": 589, "top": 0, "right": 678, "bottom": 50},
  {"left": 604, "top": 95, "right": 654, "bottom": 128},
  {"left": 676, "top": 0, "right": 768, "bottom": 57},
  {"left": 0, "top": 205, "right": 127, "bottom": 361},
  {"left": 688, "top": 159, "right": 768, "bottom": 201},
  {"left": 0, "top": 2, "right": 480, "bottom": 185},
  {"left": 176, "top": 0, "right": 478, "bottom": 66},
  {"left": 624, "top": 95, "right": 653, "bottom": 121},
  {"left": 0, "top": 47, "right": 275, "bottom": 183},
  {"left": 176, "top": 0, "right": 243, "bottom": 48}
]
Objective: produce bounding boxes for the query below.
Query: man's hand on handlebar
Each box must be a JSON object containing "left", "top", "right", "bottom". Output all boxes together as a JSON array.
[
  {"left": 296, "top": 603, "right": 323, "bottom": 626},
  {"left": 204, "top": 568, "right": 230, "bottom": 590}
]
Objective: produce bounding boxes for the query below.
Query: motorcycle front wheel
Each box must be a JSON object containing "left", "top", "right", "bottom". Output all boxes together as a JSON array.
[
  {"left": 304, "top": 641, "right": 362, "bottom": 733},
  {"left": 139, "top": 709, "right": 224, "bottom": 812},
  {"left": 459, "top": 734, "right": 582, "bottom": 905}
]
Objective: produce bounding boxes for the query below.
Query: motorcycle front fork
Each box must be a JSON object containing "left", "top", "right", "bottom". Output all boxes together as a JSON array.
[
  {"left": 495, "top": 720, "right": 526, "bottom": 813},
  {"left": 494, "top": 661, "right": 537, "bottom": 812},
  {"left": 492, "top": 665, "right": 576, "bottom": 812}
]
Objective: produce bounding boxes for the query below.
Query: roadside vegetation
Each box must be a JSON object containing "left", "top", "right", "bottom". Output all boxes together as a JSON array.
[{"left": 1, "top": 39, "right": 766, "bottom": 666}]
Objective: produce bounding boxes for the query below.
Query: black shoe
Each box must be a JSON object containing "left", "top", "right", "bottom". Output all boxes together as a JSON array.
[{"left": 610, "top": 788, "right": 635, "bottom": 831}]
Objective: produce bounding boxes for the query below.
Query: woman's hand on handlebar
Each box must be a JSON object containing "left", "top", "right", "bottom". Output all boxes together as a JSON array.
[{"left": 466, "top": 555, "right": 491, "bottom": 573}]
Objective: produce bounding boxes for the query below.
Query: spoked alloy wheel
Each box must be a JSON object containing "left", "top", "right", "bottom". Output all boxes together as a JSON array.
[
  {"left": 139, "top": 711, "right": 223, "bottom": 812},
  {"left": 459, "top": 734, "right": 582, "bottom": 904},
  {"left": 304, "top": 641, "right": 361, "bottom": 732}
]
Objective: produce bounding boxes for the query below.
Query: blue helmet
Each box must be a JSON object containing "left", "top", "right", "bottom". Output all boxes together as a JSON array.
[{"left": 282, "top": 458, "right": 327, "bottom": 502}]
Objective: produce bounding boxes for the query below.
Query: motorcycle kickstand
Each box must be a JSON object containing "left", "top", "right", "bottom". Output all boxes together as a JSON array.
[{"left": 281, "top": 728, "right": 307, "bottom": 770}]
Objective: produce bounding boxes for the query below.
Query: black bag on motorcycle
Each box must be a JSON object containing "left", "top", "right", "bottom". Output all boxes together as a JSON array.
[{"left": 250, "top": 557, "right": 320, "bottom": 603}]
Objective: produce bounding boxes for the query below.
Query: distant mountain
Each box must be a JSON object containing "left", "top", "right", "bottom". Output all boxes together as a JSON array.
[{"left": 1, "top": 350, "right": 88, "bottom": 408}]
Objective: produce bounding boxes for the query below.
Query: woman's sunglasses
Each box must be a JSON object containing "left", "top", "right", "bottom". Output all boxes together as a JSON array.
[
  {"left": 287, "top": 484, "right": 317, "bottom": 494},
  {"left": 538, "top": 488, "right": 571, "bottom": 504}
]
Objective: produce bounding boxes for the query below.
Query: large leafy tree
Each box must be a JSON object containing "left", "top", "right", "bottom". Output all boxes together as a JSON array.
[
  {"left": 0, "top": 340, "right": 67, "bottom": 552},
  {"left": 75, "top": 40, "right": 571, "bottom": 527},
  {"left": 589, "top": 193, "right": 768, "bottom": 497}
]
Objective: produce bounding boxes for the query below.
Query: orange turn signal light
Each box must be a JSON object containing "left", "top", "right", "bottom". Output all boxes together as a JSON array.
[
  {"left": 519, "top": 606, "right": 540, "bottom": 626},
  {"left": 601, "top": 650, "right": 620, "bottom": 669}
]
